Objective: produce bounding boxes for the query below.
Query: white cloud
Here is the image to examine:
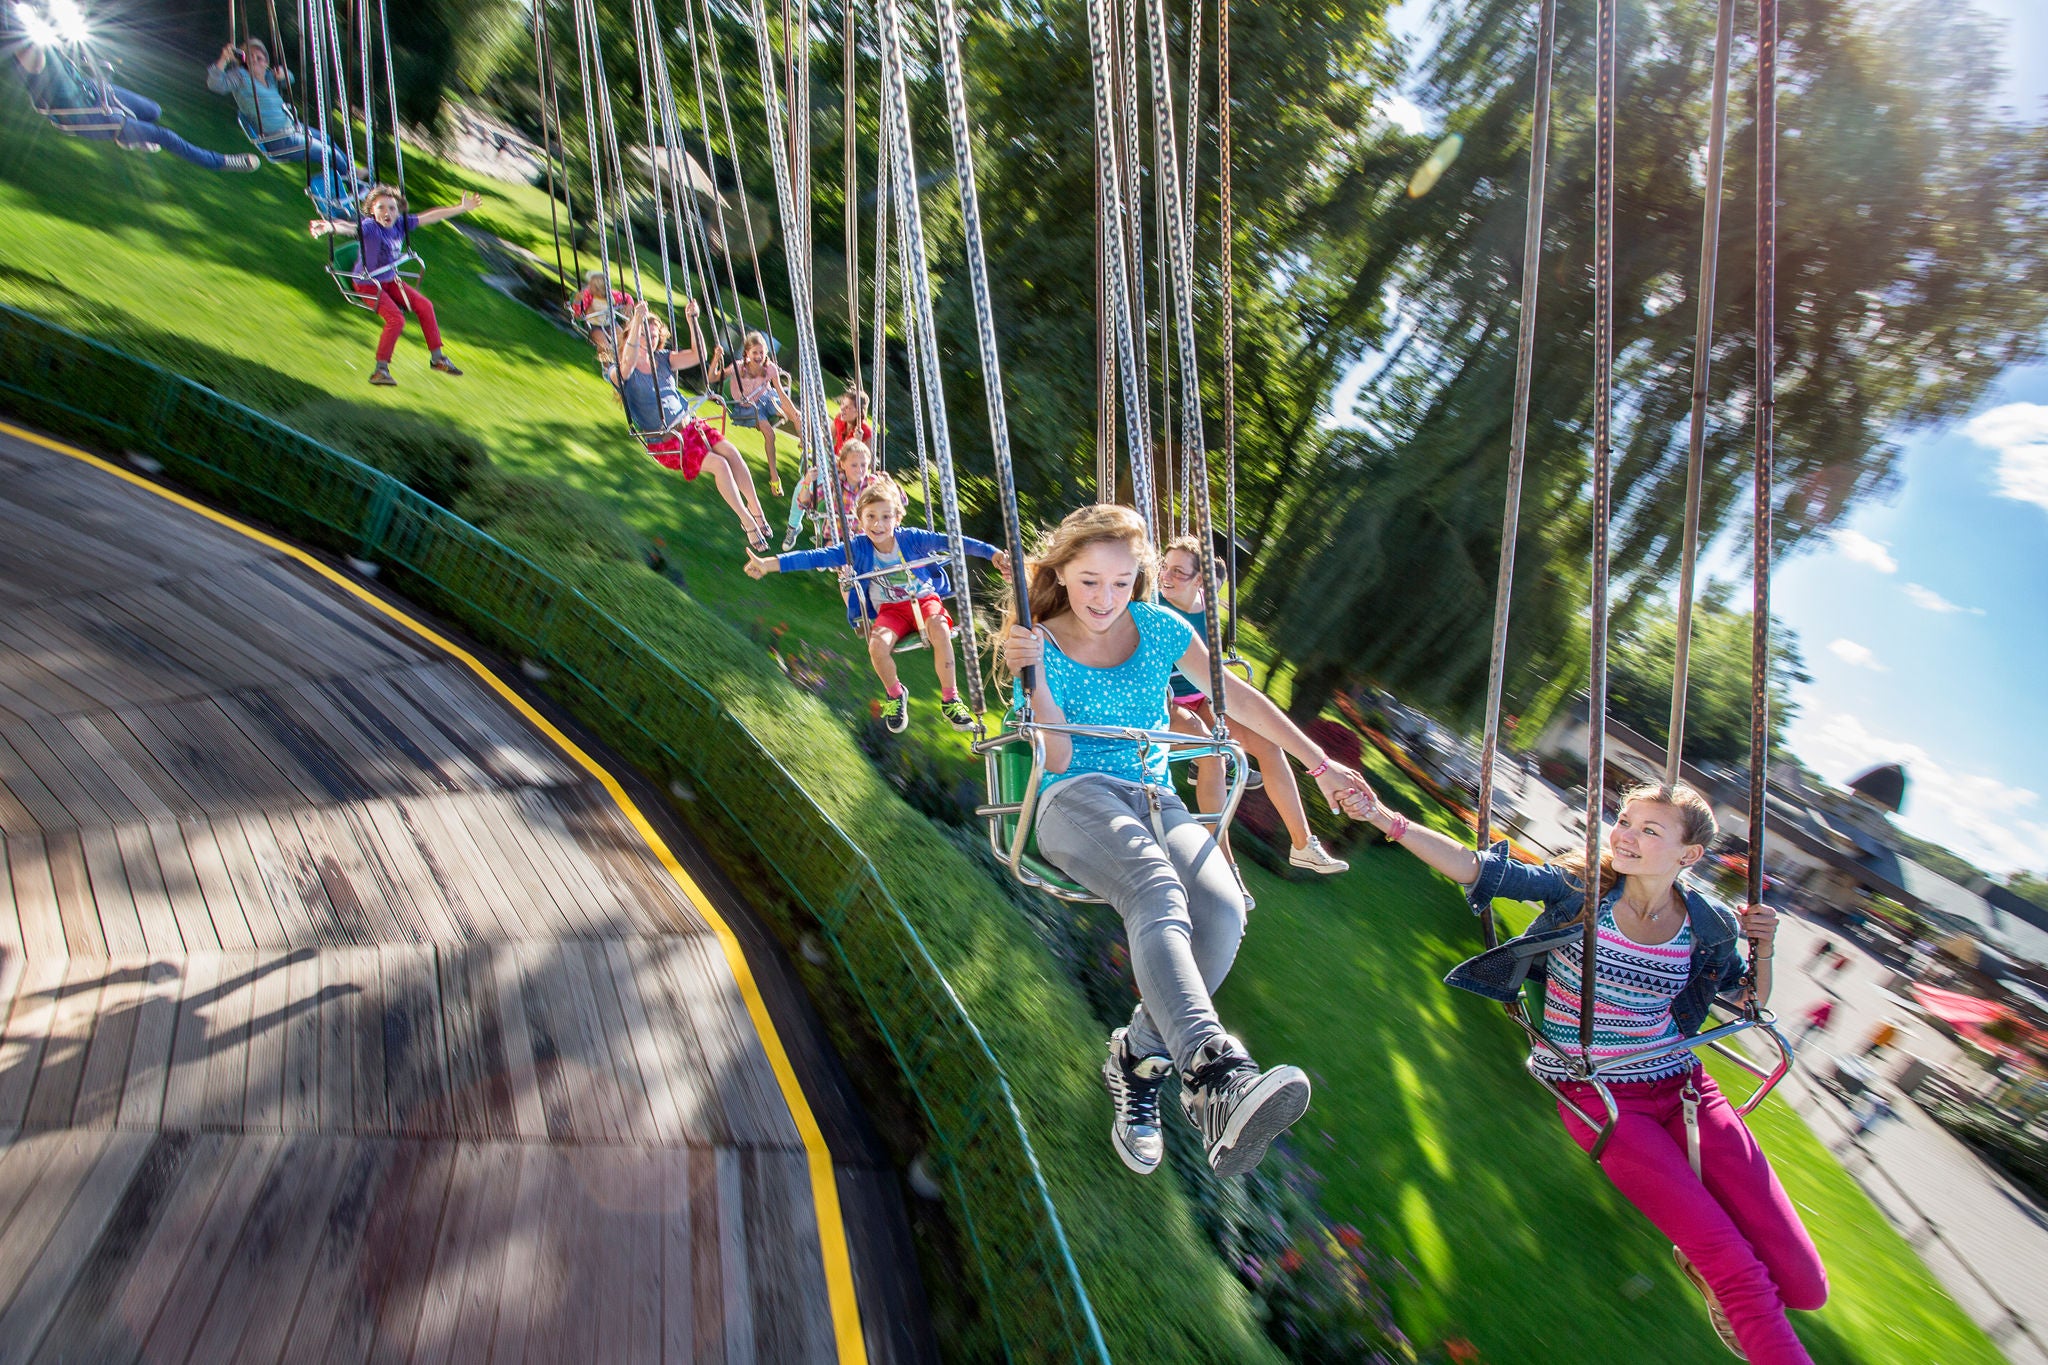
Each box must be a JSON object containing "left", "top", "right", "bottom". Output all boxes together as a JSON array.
[
  {"left": 1830, "top": 528, "right": 1897, "bottom": 574},
  {"left": 1376, "top": 94, "right": 1428, "bottom": 135},
  {"left": 1792, "top": 711, "right": 2048, "bottom": 876},
  {"left": 1903, "top": 583, "right": 1984, "bottom": 616},
  {"left": 1827, "top": 638, "right": 1887, "bottom": 671},
  {"left": 1965, "top": 402, "right": 2048, "bottom": 514}
]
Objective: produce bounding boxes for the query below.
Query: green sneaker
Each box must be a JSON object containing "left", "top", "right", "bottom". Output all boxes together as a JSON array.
[
  {"left": 939, "top": 697, "right": 977, "bottom": 732},
  {"left": 879, "top": 691, "right": 909, "bottom": 733}
]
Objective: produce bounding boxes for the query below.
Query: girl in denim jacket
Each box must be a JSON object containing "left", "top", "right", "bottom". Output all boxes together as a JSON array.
[{"left": 1369, "top": 780, "right": 1826, "bottom": 1361}]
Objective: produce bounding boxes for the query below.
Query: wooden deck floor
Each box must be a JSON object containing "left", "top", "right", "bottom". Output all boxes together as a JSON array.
[{"left": 0, "top": 430, "right": 901, "bottom": 1363}]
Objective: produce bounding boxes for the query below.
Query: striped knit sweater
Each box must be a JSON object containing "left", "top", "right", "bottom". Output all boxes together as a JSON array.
[{"left": 1531, "top": 907, "right": 1694, "bottom": 1083}]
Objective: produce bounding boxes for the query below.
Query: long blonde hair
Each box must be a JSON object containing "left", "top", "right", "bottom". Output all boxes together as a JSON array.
[
  {"left": 992, "top": 504, "right": 1157, "bottom": 685},
  {"left": 1558, "top": 780, "right": 1719, "bottom": 912}
]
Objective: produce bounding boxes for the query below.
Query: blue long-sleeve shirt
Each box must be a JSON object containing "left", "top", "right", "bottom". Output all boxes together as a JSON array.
[
  {"left": 775, "top": 525, "right": 998, "bottom": 628},
  {"left": 206, "top": 63, "right": 295, "bottom": 136}
]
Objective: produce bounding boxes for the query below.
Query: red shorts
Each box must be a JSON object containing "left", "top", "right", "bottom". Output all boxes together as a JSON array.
[
  {"left": 643, "top": 421, "right": 715, "bottom": 479},
  {"left": 871, "top": 595, "right": 949, "bottom": 642}
]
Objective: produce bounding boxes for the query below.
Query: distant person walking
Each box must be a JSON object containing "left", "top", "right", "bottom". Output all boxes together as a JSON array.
[
  {"left": 1794, "top": 997, "right": 1834, "bottom": 1052},
  {"left": 1802, "top": 938, "right": 1835, "bottom": 974}
]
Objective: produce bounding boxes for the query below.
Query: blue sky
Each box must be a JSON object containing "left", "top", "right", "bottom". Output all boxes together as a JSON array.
[{"left": 1361, "top": 1, "right": 2048, "bottom": 876}]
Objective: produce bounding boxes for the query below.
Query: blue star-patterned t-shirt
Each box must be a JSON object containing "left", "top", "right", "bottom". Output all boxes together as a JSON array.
[{"left": 1015, "top": 599, "right": 1197, "bottom": 789}]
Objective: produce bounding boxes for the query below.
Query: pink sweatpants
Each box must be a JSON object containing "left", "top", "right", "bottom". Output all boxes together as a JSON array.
[
  {"left": 1557, "top": 1070, "right": 1827, "bottom": 1364},
  {"left": 354, "top": 279, "right": 443, "bottom": 363}
]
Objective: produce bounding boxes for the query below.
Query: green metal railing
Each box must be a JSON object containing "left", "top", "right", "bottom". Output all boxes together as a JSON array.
[{"left": 0, "top": 303, "right": 1110, "bottom": 1364}]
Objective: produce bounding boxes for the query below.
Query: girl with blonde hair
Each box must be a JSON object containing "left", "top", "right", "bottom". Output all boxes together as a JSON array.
[{"left": 998, "top": 504, "right": 1375, "bottom": 1178}]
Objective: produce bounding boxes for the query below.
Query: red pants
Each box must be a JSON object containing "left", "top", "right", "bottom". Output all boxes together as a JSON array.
[
  {"left": 1558, "top": 1070, "right": 1827, "bottom": 1363},
  {"left": 354, "top": 279, "right": 442, "bottom": 363}
]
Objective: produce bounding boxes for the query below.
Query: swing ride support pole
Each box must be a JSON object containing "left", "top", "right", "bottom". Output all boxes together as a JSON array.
[
  {"left": 881, "top": 0, "right": 991, "bottom": 718},
  {"left": 1219, "top": 0, "right": 1239, "bottom": 660},
  {"left": 1665, "top": 0, "right": 1735, "bottom": 785},
  {"left": 1085, "top": 0, "right": 1158, "bottom": 540},
  {"left": 1746, "top": 0, "right": 1779, "bottom": 978},
  {"left": 1472, "top": 0, "right": 1555, "bottom": 950},
  {"left": 1579, "top": 0, "right": 1619, "bottom": 1057},
  {"left": 749, "top": 0, "right": 849, "bottom": 548},
  {"left": 1142, "top": 0, "right": 1231, "bottom": 715}
]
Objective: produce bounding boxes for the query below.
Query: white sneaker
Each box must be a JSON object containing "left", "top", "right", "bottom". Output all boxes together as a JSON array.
[
  {"left": 1288, "top": 836, "right": 1349, "bottom": 875},
  {"left": 1102, "top": 1028, "right": 1173, "bottom": 1174}
]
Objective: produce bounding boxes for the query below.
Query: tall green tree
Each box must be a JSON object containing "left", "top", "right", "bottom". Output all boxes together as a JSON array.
[
  {"left": 1604, "top": 583, "right": 1807, "bottom": 766},
  {"left": 1253, "top": 0, "right": 2048, "bottom": 722}
]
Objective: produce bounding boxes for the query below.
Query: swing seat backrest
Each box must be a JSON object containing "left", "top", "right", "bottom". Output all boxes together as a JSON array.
[
  {"left": 984, "top": 729, "right": 1100, "bottom": 901},
  {"left": 327, "top": 239, "right": 423, "bottom": 310}
]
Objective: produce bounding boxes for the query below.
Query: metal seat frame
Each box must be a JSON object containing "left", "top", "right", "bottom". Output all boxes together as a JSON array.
[
  {"left": 973, "top": 720, "right": 1247, "bottom": 903},
  {"left": 848, "top": 550, "right": 952, "bottom": 655}
]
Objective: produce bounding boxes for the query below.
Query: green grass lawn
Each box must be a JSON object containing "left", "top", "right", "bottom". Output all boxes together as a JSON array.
[{"left": 0, "top": 45, "right": 2004, "bottom": 1365}]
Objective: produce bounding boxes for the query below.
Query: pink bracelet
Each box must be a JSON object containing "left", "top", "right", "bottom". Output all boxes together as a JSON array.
[
  {"left": 1384, "top": 813, "right": 1410, "bottom": 842},
  {"left": 1306, "top": 759, "right": 1331, "bottom": 779}
]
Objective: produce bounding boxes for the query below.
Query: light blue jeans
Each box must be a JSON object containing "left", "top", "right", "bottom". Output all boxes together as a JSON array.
[{"left": 1035, "top": 774, "right": 1245, "bottom": 1072}]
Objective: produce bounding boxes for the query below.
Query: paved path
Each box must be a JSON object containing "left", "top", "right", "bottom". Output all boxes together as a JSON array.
[
  {"left": 0, "top": 426, "right": 931, "bottom": 1363},
  {"left": 1773, "top": 915, "right": 2048, "bottom": 1365}
]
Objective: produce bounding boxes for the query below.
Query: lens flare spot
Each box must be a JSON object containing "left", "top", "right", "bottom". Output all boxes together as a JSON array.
[{"left": 1407, "top": 133, "right": 1465, "bottom": 199}]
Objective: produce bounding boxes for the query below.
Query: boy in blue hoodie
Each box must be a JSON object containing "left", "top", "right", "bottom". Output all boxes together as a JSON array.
[{"left": 745, "top": 477, "right": 1008, "bottom": 732}]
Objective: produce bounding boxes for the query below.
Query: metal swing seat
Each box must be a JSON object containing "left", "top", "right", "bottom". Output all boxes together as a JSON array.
[
  {"left": 328, "top": 242, "right": 426, "bottom": 312},
  {"left": 973, "top": 720, "right": 1248, "bottom": 903},
  {"left": 845, "top": 550, "right": 952, "bottom": 655},
  {"left": 1461, "top": 935, "right": 1792, "bottom": 1160}
]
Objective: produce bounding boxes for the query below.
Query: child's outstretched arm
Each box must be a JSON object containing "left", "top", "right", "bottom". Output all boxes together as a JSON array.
[
  {"left": 742, "top": 553, "right": 781, "bottom": 579},
  {"left": 309, "top": 217, "right": 359, "bottom": 239},
  {"left": 415, "top": 191, "right": 485, "bottom": 227}
]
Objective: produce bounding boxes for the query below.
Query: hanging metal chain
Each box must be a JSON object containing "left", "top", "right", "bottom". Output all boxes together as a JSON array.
[
  {"left": 1217, "top": 0, "right": 1239, "bottom": 658},
  {"left": 1142, "top": 0, "right": 1229, "bottom": 714},
  {"left": 895, "top": 145, "right": 936, "bottom": 531},
  {"left": 703, "top": 0, "right": 777, "bottom": 339},
  {"left": 867, "top": 94, "right": 892, "bottom": 468},
  {"left": 880, "top": 0, "right": 989, "bottom": 719},
  {"left": 843, "top": 0, "right": 862, "bottom": 398},
  {"left": 1117, "top": 0, "right": 1155, "bottom": 500},
  {"left": 1666, "top": 0, "right": 1736, "bottom": 783},
  {"left": 749, "top": 0, "right": 848, "bottom": 546},
  {"left": 530, "top": 4, "right": 575, "bottom": 295},
  {"left": 1578, "top": 0, "right": 1619, "bottom": 1058},
  {"left": 1086, "top": 0, "right": 1158, "bottom": 533},
  {"left": 679, "top": 0, "right": 749, "bottom": 348},
  {"left": 1472, "top": 0, "right": 1557, "bottom": 951},
  {"left": 627, "top": 0, "right": 683, "bottom": 340},
  {"left": 1744, "top": 0, "right": 1780, "bottom": 1000}
]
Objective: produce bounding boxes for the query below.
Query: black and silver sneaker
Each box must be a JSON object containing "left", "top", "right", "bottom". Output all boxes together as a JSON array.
[
  {"left": 1178, "top": 1034, "right": 1309, "bottom": 1177},
  {"left": 1102, "top": 1028, "right": 1173, "bottom": 1175}
]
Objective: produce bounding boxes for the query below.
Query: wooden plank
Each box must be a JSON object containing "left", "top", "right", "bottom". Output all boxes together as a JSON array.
[
  {"left": 690, "top": 1145, "right": 728, "bottom": 1365},
  {"left": 160, "top": 953, "right": 221, "bottom": 1132},
  {"left": 511, "top": 790, "right": 631, "bottom": 934},
  {"left": 379, "top": 945, "right": 450, "bottom": 1138},
  {"left": 113, "top": 822, "right": 184, "bottom": 955},
  {"left": 110, "top": 704, "right": 226, "bottom": 814},
  {"left": 323, "top": 1140, "right": 455, "bottom": 1365},
  {"left": 436, "top": 946, "right": 512, "bottom": 1141},
  {"left": 212, "top": 693, "right": 342, "bottom": 809},
  {"left": 196, "top": 957, "right": 260, "bottom": 1129},
  {"left": 241, "top": 950, "right": 290, "bottom": 1133},
  {"left": 350, "top": 799, "right": 461, "bottom": 943},
  {"left": 406, "top": 666, "right": 573, "bottom": 790},
  {"left": 209, "top": 814, "right": 291, "bottom": 949},
  {"left": 466, "top": 793, "right": 583, "bottom": 937},
  {"left": 279, "top": 948, "right": 322, "bottom": 1132},
  {"left": 178, "top": 820, "right": 257, "bottom": 952},
  {"left": 148, "top": 819, "right": 219, "bottom": 953},
  {"left": 0, "top": 1129, "right": 115, "bottom": 1309},
  {"left": 418, "top": 796, "right": 535, "bottom": 940},
  {"left": 667, "top": 936, "right": 803, "bottom": 1149},
  {"left": 0, "top": 1129, "right": 67, "bottom": 1243},
  {"left": 153, "top": 698, "right": 300, "bottom": 815},
  {"left": 9, "top": 832, "right": 72, "bottom": 962},
  {"left": 60, "top": 715, "right": 178, "bottom": 823},
  {"left": 93, "top": 583, "right": 291, "bottom": 691},
  {"left": 0, "top": 956, "right": 68, "bottom": 1129},
  {"left": 602, "top": 941, "right": 685, "bottom": 1146},
  {"left": 22, "top": 957, "right": 105, "bottom": 1129},
  {"left": 11, "top": 608, "right": 179, "bottom": 715},
  {"left": 350, "top": 946, "right": 391, "bottom": 1138},
  {"left": 661, "top": 1145, "right": 694, "bottom": 1365},
  {"left": 285, "top": 680, "right": 423, "bottom": 802},
  {"left": 286, "top": 807, "right": 382, "bottom": 944},
  {"left": 316, "top": 950, "right": 358, "bottom": 1135},
  {"left": 490, "top": 946, "right": 547, "bottom": 1143},
  {"left": 247, "top": 810, "right": 334, "bottom": 948},
  {"left": 133, "top": 1135, "right": 286, "bottom": 1365},
  {"left": 0, "top": 836, "right": 18, "bottom": 966},
  {"left": 0, "top": 748, "right": 44, "bottom": 834},
  {"left": 0, "top": 1130, "right": 153, "bottom": 1360},
  {"left": 398, "top": 796, "right": 515, "bottom": 942},
  {"left": 71, "top": 957, "right": 145, "bottom": 1129},
  {"left": 479, "top": 1142, "right": 550, "bottom": 1365},
  {"left": 716, "top": 1147, "right": 756, "bottom": 1365},
  {"left": 511, "top": 946, "right": 577, "bottom": 1144},
  {"left": 0, "top": 618, "right": 123, "bottom": 723},
  {"left": 351, "top": 673, "right": 491, "bottom": 793},
  {"left": 623, "top": 939, "right": 722, "bottom": 1147},
  {"left": 42, "top": 828, "right": 108, "bottom": 958},
  {"left": 549, "top": 943, "right": 632, "bottom": 1144},
  {"left": 593, "top": 1148, "right": 662, "bottom": 1365},
  {"left": 11, "top": 716, "right": 132, "bottom": 825},
  {"left": 742, "top": 1150, "right": 835, "bottom": 1364},
  {"left": 309, "top": 803, "right": 420, "bottom": 943},
  {"left": 180, "top": 1133, "right": 348, "bottom": 1364},
  {"left": 513, "top": 1142, "right": 594, "bottom": 1365},
  {"left": 580, "top": 941, "right": 660, "bottom": 1145},
  {"left": 77, "top": 825, "right": 147, "bottom": 957},
  {"left": 116, "top": 959, "right": 182, "bottom": 1131}
]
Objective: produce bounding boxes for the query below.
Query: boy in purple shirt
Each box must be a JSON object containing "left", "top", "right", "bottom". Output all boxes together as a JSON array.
[{"left": 311, "top": 184, "right": 482, "bottom": 386}]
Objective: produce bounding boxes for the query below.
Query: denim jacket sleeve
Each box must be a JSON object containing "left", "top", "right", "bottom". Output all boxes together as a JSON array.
[{"left": 1464, "top": 840, "right": 1583, "bottom": 919}]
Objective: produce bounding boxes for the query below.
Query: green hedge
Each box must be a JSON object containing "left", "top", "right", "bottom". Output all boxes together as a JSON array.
[{"left": 0, "top": 302, "right": 1283, "bottom": 1365}]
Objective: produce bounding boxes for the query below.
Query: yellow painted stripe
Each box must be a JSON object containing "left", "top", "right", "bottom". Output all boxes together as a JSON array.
[{"left": 6, "top": 420, "right": 871, "bottom": 1364}]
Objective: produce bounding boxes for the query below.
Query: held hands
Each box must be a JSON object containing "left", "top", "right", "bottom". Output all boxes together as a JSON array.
[
  {"left": 1312, "top": 762, "right": 1378, "bottom": 820},
  {"left": 991, "top": 550, "right": 1012, "bottom": 580},
  {"left": 1737, "top": 903, "right": 1779, "bottom": 958}
]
